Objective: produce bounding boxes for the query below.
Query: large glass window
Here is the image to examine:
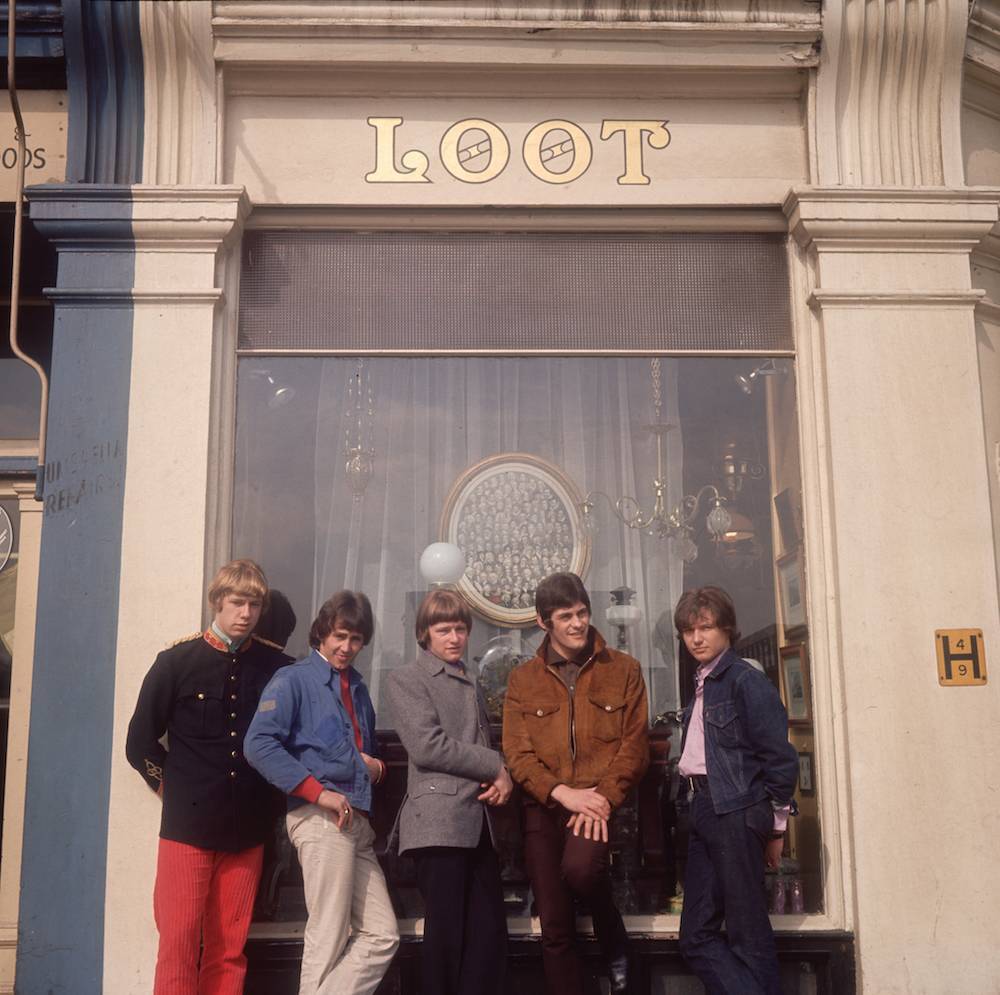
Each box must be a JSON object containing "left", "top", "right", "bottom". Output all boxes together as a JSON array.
[{"left": 234, "top": 230, "right": 821, "bottom": 924}]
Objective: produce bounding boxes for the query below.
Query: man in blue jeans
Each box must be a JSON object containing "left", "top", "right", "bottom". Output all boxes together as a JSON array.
[{"left": 675, "top": 586, "right": 798, "bottom": 995}]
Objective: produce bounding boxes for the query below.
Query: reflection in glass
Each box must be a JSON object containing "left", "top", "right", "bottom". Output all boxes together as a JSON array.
[{"left": 234, "top": 356, "right": 822, "bottom": 918}]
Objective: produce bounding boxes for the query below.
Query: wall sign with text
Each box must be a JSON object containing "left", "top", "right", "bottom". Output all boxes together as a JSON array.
[
  {"left": 225, "top": 93, "right": 808, "bottom": 206},
  {"left": 935, "top": 629, "right": 987, "bottom": 686},
  {"left": 365, "top": 116, "right": 670, "bottom": 187},
  {"left": 0, "top": 90, "right": 67, "bottom": 200}
]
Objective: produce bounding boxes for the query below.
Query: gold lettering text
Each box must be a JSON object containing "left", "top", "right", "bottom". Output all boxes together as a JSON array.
[
  {"left": 364, "top": 117, "right": 431, "bottom": 184},
  {"left": 523, "top": 120, "right": 592, "bottom": 185},
  {"left": 600, "top": 120, "right": 671, "bottom": 186},
  {"left": 439, "top": 119, "right": 510, "bottom": 184}
]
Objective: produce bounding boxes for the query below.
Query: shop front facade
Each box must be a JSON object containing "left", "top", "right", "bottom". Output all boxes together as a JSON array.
[{"left": 3, "top": 2, "right": 1000, "bottom": 993}]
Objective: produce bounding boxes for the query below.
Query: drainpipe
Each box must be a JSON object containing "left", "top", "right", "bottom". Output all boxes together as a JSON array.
[{"left": 6, "top": 0, "right": 49, "bottom": 500}]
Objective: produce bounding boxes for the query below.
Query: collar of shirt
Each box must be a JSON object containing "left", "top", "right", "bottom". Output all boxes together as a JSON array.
[
  {"left": 694, "top": 650, "right": 725, "bottom": 692},
  {"left": 544, "top": 635, "right": 592, "bottom": 668},
  {"left": 307, "top": 647, "right": 357, "bottom": 688},
  {"left": 210, "top": 621, "right": 246, "bottom": 653}
]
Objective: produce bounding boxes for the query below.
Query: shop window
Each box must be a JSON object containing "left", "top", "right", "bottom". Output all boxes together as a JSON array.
[{"left": 233, "top": 232, "right": 822, "bottom": 925}]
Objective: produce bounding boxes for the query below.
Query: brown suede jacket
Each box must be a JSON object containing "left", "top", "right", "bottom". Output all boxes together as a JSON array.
[{"left": 502, "top": 627, "right": 649, "bottom": 809}]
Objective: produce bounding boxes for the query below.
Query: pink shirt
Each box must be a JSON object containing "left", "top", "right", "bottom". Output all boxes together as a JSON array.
[{"left": 678, "top": 652, "right": 789, "bottom": 833}]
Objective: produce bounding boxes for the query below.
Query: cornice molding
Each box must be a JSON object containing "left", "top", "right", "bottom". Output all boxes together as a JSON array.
[
  {"left": 44, "top": 288, "right": 224, "bottom": 307},
  {"left": 139, "top": 0, "right": 217, "bottom": 185},
  {"left": 816, "top": 0, "right": 967, "bottom": 186},
  {"left": 784, "top": 187, "right": 1000, "bottom": 250},
  {"left": 26, "top": 184, "right": 251, "bottom": 253},
  {"left": 211, "top": 8, "right": 820, "bottom": 70},
  {"left": 212, "top": 0, "right": 821, "bottom": 29},
  {"left": 809, "top": 290, "right": 985, "bottom": 311}
]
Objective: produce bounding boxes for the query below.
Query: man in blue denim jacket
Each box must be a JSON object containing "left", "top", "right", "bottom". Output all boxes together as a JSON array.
[
  {"left": 245, "top": 591, "right": 399, "bottom": 995},
  {"left": 675, "top": 586, "right": 798, "bottom": 995}
]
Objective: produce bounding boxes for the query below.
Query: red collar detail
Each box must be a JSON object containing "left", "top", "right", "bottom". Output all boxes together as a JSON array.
[{"left": 203, "top": 629, "right": 252, "bottom": 654}]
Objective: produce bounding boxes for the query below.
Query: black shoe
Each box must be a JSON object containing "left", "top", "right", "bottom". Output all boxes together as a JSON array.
[{"left": 608, "top": 954, "right": 629, "bottom": 995}]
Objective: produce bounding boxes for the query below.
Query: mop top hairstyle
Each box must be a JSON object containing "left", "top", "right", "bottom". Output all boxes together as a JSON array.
[
  {"left": 534, "top": 572, "right": 592, "bottom": 626},
  {"left": 673, "top": 586, "right": 741, "bottom": 647},
  {"left": 207, "top": 559, "right": 269, "bottom": 612},
  {"left": 309, "top": 590, "right": 375, "bottom": 649},
  {"left": 416, "top": 589, "right": 472, "bottom": 650}
]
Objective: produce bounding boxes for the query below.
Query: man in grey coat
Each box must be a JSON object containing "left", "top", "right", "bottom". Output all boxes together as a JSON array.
[{"left": 385, "top": 588, "right": 512, "bottom": 995}]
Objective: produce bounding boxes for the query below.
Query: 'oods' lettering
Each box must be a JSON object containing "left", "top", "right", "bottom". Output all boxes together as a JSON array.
[
  {"left": 365, "top": 117, "right": 670, "bottom": 186},
  {"left": 1, "top": 147, "right": 47, "bottom": 169}
]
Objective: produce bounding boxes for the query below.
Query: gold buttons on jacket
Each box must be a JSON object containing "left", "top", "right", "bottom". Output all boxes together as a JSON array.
[
  {"left": 197, "top": 693, "right": 205, "bottom": 700},
  {"left": 230, "top": 730, "right": 237, "bottom": 737},
  {"left": 229, "top": 771, "right": 237, "bottom": 778}
]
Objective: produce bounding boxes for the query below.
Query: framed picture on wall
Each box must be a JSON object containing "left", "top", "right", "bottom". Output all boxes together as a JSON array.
[
  {"left": 776, "top": 549, "right": 806, "bottom": 634},
  {"left": 780, "top": 642, "right": 812, "bottom": 726},
  {"left": 440, "top": 452, "right": 591, "bottom": 627}
]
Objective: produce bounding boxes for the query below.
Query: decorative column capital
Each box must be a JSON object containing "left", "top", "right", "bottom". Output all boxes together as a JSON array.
[
  {"left": 783, "top": 187, "right": 1000, "bottom": 253},
  {"left": 27, "top": 185, "right": 250, "bottom": 249},
  {"left": 26, "top": 184, "right": 251, "bottom": 304}
]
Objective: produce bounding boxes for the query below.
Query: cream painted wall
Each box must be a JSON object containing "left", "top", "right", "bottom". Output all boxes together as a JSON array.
[{"left": 97, "top": 189, "right": 248, "bottom": 995}]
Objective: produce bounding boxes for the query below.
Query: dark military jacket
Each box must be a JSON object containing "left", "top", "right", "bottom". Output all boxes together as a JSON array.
[{"left": 126, "top": 630, "right": 286, "bottom": 852}]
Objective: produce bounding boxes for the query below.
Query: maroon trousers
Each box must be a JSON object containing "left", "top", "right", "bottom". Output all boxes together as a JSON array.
[
  {"left": 522, "top": 803, "right": 628, "bottom": 995},
  {"left": 152, "top": 838, "right": 264, "bottom": 995}
]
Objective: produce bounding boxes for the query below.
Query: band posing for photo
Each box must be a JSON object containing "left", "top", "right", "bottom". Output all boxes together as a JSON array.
[{"left": 127, "top": 562, "right": 797, "bottom": 995}]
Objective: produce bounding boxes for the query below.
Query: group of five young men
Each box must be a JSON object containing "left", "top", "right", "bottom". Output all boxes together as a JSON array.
[{"left": 127, "top": 560, "right": 797, "bottom": 995}]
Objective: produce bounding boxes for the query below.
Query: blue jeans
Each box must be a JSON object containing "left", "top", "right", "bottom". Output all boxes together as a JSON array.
[{"left": 679, "top": 790, "right": 783, "bottom": 995}]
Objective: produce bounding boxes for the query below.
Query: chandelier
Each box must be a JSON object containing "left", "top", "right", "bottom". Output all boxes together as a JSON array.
[
  {"left": 344, "top": 359, "right": 376, "bottom": 500},
  {"left": 579, "top": 358, "right": 763, "bottom": 565}
]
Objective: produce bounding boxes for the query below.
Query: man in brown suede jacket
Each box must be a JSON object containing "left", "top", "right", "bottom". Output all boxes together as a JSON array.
[{"left": 503, "top": 572, "right": 649, "bottom": 995}]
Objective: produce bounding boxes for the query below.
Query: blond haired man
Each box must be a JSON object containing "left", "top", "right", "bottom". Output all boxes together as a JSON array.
[{"left": 126, "top": 559, "right": 287, "bottom": 995}]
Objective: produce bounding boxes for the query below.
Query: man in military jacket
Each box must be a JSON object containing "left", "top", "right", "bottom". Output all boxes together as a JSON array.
[{"left": 126, "top": 559, "right": 286, "bottom": 995}]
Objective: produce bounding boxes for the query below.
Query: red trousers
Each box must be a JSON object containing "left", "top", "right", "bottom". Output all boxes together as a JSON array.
[{"left": 152, "top": 838, "right": 264, "bottom": 995}]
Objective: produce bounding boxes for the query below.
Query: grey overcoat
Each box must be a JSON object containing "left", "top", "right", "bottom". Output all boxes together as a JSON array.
[{"left": 385, "top": 650, "right": 503, "bottom": 854}]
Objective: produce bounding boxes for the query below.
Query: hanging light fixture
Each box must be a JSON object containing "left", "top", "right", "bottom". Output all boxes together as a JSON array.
[
  {"left": 579, "top": 361, "right": 766, "bottom": 565},
  {"left": 344, "top": 359, "right": 376, "bottom": 501}
]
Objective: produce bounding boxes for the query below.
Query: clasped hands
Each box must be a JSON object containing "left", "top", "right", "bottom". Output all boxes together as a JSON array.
[
  {"left": 478, "top": 765, "right": 514, "bottom": 807},
  {"left": 551, "top": 784, "right": 611, "bottom": 841}
]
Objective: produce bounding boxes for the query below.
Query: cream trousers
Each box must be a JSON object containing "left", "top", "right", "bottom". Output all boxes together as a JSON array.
[{"left": 286, "top": 804, "right": 400, "bottom": 995}]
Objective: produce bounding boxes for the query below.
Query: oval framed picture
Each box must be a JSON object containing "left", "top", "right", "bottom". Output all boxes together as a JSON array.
[
  {"left": 440, "top": 452, "right": 591, "bottom": 627},
  {"left": 0, "top": 506, "right": 12, "bottom": 574}
]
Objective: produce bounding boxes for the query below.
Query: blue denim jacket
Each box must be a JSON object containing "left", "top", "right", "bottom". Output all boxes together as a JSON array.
[
  {"left": 244, "top": 650, "right": 377, "bottom": 813},
  {"left": 680, "top": 649, "right": 798, "bottom": 815}
]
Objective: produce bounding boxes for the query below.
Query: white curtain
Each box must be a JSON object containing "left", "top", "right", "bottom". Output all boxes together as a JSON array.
[{"left": 308, "top": 356, "right": 683, "bottom": 718}]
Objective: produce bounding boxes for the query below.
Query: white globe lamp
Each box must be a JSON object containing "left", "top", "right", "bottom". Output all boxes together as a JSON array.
[{"left": 419, "top": 542, "right": 466, "bottom": 588}]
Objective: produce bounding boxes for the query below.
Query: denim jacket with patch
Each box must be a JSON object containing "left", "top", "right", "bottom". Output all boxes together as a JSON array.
[
  {"left": 244, "top": 650, "right": 377, "bottom": 813},
  {"left": 680, "top": 649, "right": 798, "bottom": 815}
]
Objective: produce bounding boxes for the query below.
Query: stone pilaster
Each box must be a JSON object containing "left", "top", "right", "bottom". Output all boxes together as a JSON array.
[
  {"left": 785, "top": 187, "right": 1000, "bottom": 994},
  {"left": 21, "top": 184, "right": 249, "bottom": 995}
]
